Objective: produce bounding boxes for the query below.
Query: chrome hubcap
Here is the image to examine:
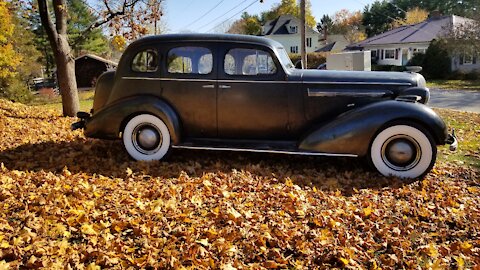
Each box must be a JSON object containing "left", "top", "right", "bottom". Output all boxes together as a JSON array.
[
  {"left": 132, "top": 124, "right": 162, "bottom": 154},
  {"left": 382, "top": 135, "right": 421, "bottom": 171}
]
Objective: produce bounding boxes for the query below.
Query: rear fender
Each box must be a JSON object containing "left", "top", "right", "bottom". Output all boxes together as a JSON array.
[
  {"left": 84, "top": 95, "right": 181, "bottom": 144},
  {"left": 299, "top": 100, "right": 447, "bottom": 156}
]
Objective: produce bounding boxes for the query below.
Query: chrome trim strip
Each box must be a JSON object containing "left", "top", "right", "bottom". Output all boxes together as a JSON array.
[
  {"left": 308, "top": 88, "right": 387, "bottom": 97},
  {"left": 122, "top": 77, "right": 215, "bottom": 82},
  {"left": 305, "top": 81, "right": 412, "bottom": 86},
  {"left": 202, "top": 84, "right": 215, "bottom": 88},
  {"left": 172, "top": 145, "right": 358, "bottom": 157},
  {"left": 122, "top": 77, "right": 412, "bottom": 86}
]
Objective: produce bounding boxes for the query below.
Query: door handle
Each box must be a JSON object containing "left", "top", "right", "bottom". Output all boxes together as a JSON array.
[
  {"left": 219, "top": 85, "right": 231, "bottom": 89},
  {"left": 202, "top": 84, "right": 215, "bottom": 89}
]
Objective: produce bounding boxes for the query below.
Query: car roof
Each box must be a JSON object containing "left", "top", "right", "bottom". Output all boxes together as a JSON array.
[{"left": 128, "top": 33, "right": 283, "bottom": 49}]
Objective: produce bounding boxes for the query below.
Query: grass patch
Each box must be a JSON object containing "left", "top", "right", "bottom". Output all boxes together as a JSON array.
[
  {"left": 435, "top": 108, "right": 480, "bottom": 169},
  {"left": 427, "top": 80, "right": 480, "bottom": 91},
  {"left": 31, "top": 89, "right": 94, "bottom": 113}
]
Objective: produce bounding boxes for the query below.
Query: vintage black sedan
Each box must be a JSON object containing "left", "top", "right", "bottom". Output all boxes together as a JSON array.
[{"left": 72, "top": 34, "right": 457, "bottom": 179}]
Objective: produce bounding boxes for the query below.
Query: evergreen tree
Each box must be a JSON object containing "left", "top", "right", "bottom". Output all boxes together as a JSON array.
[{"left": 67, "top": 0, "right": 108, "bottom": 56}]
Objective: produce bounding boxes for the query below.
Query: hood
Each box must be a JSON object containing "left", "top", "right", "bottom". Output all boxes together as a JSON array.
[{"left": 288, "top": 69, "right": 419, "bottom": 87}]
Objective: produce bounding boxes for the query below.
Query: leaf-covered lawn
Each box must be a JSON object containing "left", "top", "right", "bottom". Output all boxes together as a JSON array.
[
  {"left": 0, "top": 99, "right": 479, "bottom": 269},
  {"left": 427, "top": 80, "right": 480, "bottom": 91}
]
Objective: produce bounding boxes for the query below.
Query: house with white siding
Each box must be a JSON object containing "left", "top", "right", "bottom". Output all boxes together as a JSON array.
[
  {"left": 261, "top": 15, "right": 321, "bottom": 53},
  {"left": 346, "top": 15, "right": 479, "bottom": 72}
]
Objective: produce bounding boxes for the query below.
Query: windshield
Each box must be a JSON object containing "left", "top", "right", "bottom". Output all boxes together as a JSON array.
[{"left": 277, "top": 47, "right": 294, "bottom": 69}]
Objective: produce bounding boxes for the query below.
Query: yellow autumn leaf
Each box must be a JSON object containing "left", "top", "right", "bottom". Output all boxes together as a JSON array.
[
  {"left": 339, "top": 257, "right": 349, "bottom": 265},
  {"left": 227, "top": 207, "right": 242, "bottom": 220},
  {"left": 86, "top": 262, "right": 101, "bottom": 270},
  {"left": 81, "top": 224, "right": 97, "bottom": 235},
  {"left": 196, "top": 238, "right": 209, "bottom": 246},
  {"left": 454, "top": 256, "right": 465, "bottom": 269},
  {"left": 363, "top": 207, "right": 373, "bottom": 217},
  {"left": 460, "top": 241, "right": 472, "bottom": 251},
  {"left": 0, "top": 260, "right": 10, "bottom": 270}
]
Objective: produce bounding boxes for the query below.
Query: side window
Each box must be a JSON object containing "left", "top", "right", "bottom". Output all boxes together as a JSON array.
[
  {"left": 167, "top": 47, "right": 213, "bottom": 74},
  {"left": 224, "top": 48, "right": 277, "bottom": 76},
  {"left": 132, "top": 49, "right": 158, "bottom": 72}
]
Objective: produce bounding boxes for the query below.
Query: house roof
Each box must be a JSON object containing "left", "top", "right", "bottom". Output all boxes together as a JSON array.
[
  {"left": 347, "top": 15, "right": 473, "bottom": 49},
  {"left": 316, "top": 42, "right": 336, "bottom": 52},
  {"left": 75, "top": 54, "right": 118, "bottom": 67},
  {"left": 262, "top": 14, "right": 318, "bottom": 35}
]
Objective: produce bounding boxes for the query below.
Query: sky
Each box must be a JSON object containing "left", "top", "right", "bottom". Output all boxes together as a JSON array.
[{"left": 163, "top": 0, "right": 378, "bottom": 33}]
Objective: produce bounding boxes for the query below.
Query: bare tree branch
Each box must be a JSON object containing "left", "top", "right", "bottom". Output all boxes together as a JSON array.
[{"left": 37, "top": 0, "right": 58, "bottom": 50}]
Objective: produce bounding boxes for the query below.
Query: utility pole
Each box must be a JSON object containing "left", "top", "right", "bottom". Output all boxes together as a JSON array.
[{"left": 300, "top": 0, "right": 307, "bottom": 68}]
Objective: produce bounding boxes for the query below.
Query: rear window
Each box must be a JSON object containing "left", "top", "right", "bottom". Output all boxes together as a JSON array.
[
  {"left": 167, "top": 47, "right": 213, "bottom": 74},
  {"left": 131, "top": 49, "right": 158, "bottom": 72}
]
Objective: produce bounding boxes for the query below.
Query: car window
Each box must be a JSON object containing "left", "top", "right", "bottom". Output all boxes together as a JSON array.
[
  {"left": 224, "top": 48, "right": 277, "bottom": 76},
  {"left": 132, "top": 49, "right": 158, "bottom": 72},
  {"left": 167, "top": 47, "right": 213, "bottom": 74}
]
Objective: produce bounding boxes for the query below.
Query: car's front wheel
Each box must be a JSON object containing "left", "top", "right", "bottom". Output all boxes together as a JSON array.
[
  {"left": 369, "top": 122, "right": 436, "bottom": 178},
  {"left": 123, "top": 114, "right": 171, "bottom": 161}
]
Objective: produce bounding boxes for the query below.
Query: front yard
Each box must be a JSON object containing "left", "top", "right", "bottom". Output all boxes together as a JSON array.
[
  {"left": 0, "top": 99, "right": 478, "bottom": 268},
  {"left": 427, "top": 80, "right": 480, "bottom": 91}
]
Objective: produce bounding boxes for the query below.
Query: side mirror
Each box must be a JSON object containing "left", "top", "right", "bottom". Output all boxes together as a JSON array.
[{"left": 294, "top": 60, "right": 304, "bottom": 69}]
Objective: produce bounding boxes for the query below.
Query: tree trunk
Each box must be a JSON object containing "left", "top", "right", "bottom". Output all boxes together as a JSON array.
[
  {"left": 54, "top": 36, "right": 79, "bottom": 117},
  {"left": 38, "top": 0, "right": 80, "bottom": 117}
]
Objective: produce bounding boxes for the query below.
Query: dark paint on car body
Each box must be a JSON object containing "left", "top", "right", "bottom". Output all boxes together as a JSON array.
[{"left": 73, "top": 33, "right": 457, "bottom": 178}]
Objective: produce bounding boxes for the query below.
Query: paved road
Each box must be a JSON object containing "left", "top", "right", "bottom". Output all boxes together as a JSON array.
[{"left": 429, "top": 89, "right": 480, "bottom": 113}]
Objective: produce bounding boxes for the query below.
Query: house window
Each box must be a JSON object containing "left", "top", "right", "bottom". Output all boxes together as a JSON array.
[
  {"left": 306, "top": 38, "right": 312, "bottom": 47},
  {"left": 414, "top": 48, "right": 426, "bottom": 54},
  {"left": 290, "top": 46, "right": 298, "bottom": 54},
  {"left": 290, "top": 26, "right": 298, "bottom": 33},
  {"left": 384, "top": 49, "right": 395, "bottom": 59},
  {"left": 371, "top": 50, "right": 377, "bottom": 58},
  {"left": 462, "top": 49, "right": 475, "bottom": 65}
]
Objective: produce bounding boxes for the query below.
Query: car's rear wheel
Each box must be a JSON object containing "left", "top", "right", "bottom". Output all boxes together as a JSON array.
[
  {"left": 123, "top": 114, "right": 171, "bottom": 161},
  {"left": 369, "top": 122, "right": 436, "bottom": 178}
]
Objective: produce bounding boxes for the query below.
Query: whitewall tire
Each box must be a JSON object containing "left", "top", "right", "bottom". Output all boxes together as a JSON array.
[
  {"left": 123, "top": 114, "right": 171, "bottom": 161},
  {"left": 369, "top": 123, "right": 436, "bottom": 178}
]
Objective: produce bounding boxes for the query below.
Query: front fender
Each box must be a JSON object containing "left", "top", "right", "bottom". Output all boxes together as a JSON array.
[
  {"left": 84, "top": 95, "right": 181, "bottom": 144},
  {"left": 299, "top": 101, "right": 447, "bottom": 156}
]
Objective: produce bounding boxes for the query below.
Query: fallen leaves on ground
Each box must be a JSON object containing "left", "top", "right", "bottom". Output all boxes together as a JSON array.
[{"left": 0, "top": 99, "right": 479, "bottom": 269}]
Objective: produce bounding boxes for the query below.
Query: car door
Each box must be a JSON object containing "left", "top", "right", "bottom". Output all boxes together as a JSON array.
[
  {"left": 160, "top": 43, "right": 217, "bottom": 138},
  {"left": 217, "top": 44, "right": 291, "bottom": 140}
]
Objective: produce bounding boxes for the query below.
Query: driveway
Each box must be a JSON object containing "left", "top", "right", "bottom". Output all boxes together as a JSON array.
[{"left": 429, "top": 89, "right": 480, "bottom": 113}]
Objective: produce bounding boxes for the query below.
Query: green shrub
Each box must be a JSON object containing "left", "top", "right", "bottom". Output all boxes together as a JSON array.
[
  {"left": 446, "top": 70, "right": 466, "bottom": 80},
  {"left": 289, "top": 52, "right": 327, "bottom": 69},
  {"left": 464, "top": 70, "right": 480, "bottom": 80},
  {"left": 371, "top": 65, "right": 406, "bottom": 72},
  {"left": 422, "top": 39, "right": 451, "bottom": 79},
  {"left": 0, "top": 76, "right": 33, "bottom": 103},
  {"left": 407, "top": 53, "right": 425, "bottom": 67}
]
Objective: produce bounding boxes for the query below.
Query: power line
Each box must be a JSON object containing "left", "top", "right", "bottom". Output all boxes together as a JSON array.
[
  {"left": 182, "top": 0, "right": 226, "bottom": 30},
  {"left": 207, "top": 0, "right": 258, "bottom": 33},
  {"left": 196, "top": 0, "right": 249, "bottom": 32}
]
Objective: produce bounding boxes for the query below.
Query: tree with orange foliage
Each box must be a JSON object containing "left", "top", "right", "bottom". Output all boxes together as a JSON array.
[
  {"left": 391, "top": 7, "right": 429, "bottom": 28},
  {"left": 331, "top": 9, "right": 367, "bottom": 43},
  {"left": 0, "top": 0, "right": 22, "bottom": 81}
]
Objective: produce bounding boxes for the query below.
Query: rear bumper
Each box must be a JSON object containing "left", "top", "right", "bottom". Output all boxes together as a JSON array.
[
  {"left": 71, "top": 112, "right": 90, "bottom": 131},
  {"left": 445, "top": 129, "right": 458, "bottom": 151}
]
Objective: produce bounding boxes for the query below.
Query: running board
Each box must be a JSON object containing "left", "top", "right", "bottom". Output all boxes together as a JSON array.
[{"left": 172, "top": 145, "right": 358, "bottom": 157}]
